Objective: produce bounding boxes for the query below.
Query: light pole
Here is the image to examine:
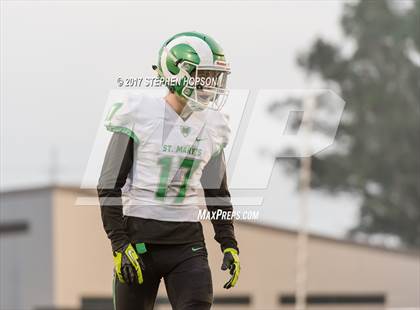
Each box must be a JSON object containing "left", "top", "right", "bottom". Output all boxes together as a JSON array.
[{"left": 295, "top": 96, "right": 315, "bottom": 310}]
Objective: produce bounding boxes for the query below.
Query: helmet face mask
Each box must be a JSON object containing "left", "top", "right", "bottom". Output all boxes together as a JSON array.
[
  {"left": 155, "top": 31, "right": 231, "bottom": 112},
  {"left": 179, "top": 61, "right": 230, "bottom": 111}
]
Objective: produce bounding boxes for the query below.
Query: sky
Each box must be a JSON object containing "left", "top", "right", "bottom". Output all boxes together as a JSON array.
[{"left": 1, "top": 1, "right": 359, "bottom": 238}]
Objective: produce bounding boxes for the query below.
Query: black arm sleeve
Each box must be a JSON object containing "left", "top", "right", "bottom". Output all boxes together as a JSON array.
[
  {"left": 97, "top": 132, "right": 134, "bottom": 252},
  {"left": 200, "top": 151, "right": 238, "bottom": 253}
]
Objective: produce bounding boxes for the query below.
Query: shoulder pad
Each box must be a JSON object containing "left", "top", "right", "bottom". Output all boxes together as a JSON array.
[{"left": 105, "top": 91, "right": 160, "bottom": 144}]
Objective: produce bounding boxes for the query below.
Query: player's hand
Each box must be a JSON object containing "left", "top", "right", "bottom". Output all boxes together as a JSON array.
[
  {"left": 113, "top": 244, "right": 145, "bottom": 285},
  {"left": 221, "top": 248, "right": 240, "bottom": 289}
]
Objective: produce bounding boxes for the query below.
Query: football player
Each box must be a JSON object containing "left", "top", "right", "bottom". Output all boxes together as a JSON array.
[{"left": 97, "top": 31, "right": 240, "bottom": 310}]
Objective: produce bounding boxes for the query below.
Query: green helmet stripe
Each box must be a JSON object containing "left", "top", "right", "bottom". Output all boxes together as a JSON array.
[
  {"left": 170, "top": 31, "right": 225, "bottom": 61},
  {"left": 164, "top": 35, "right": 213, "bottom": 68}
]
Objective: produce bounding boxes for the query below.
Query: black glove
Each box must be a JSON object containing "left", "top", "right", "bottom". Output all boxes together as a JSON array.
[
  {"left": 221, "top": 248, "right": 240, "bottom": 289},
  {"left": 113, "top": 244, "right": 145, "bottom": 285}
]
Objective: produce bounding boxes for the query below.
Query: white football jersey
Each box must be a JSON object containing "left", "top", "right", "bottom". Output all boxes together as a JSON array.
[{"left": 105, "top": 92, "right": 230, "bottom": 222}]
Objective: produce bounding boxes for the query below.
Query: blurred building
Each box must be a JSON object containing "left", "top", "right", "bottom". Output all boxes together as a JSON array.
[{"left": 1, "top": 186, "right": 419, "bottom": 310}]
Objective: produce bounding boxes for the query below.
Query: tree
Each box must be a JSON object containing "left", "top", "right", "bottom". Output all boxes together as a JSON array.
[{"left": 272, "top": 0, "right": 420, "bottom": 248}]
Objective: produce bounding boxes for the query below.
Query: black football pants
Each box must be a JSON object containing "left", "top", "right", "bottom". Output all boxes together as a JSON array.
[{"left": 113, "top": 241, "right": 213, "bottom": 310}]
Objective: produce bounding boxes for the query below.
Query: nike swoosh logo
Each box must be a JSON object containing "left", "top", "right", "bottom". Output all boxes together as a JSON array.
[
  {"left": 192, "top": 247, "right": 204, "bottom": 252},
  {"left": 195, "top": 138, "right": 206, "bottom": 142}
]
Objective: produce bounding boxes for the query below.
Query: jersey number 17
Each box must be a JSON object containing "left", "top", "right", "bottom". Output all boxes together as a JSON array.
[{"left": 155, "top": 156, "right": 199, "bottom": 203}]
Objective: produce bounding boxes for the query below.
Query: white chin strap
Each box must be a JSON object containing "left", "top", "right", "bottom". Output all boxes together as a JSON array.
[{"left": 185, "top": 89, "right": 229, "bottom": 111}]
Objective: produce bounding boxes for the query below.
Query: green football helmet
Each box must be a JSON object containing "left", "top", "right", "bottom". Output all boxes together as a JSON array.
[{"left": 154, "top": 31, "right": 231, "bottom": 111}]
